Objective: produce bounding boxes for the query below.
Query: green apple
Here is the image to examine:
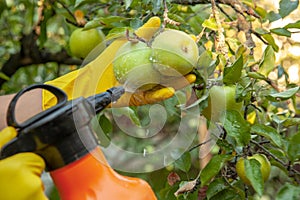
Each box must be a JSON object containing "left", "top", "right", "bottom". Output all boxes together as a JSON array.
[
  {"left": 236, "top": 154, "right": 271, "bottom": 186},
  {"left": 202, "top": 85, "right": 243, "bottom": 122},
  {"left": 151, "top": 29, "right": 199, "bottom": 76},
  {"left": 113, "top": 41, "right": 160, "bottom": 91},
  {"left": 69, "top": 28, "right": 106, "bottom": 59}
]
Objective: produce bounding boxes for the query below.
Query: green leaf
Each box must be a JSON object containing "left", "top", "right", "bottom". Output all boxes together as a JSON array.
[
  {"left": 270, "top": 28, "right": 291, "bottom": 37},
  {"left": 287, "top": 132, "right": 300, "bottom": 163},
  {"left": 284, "top": 20, "right": 300, "bottom": 29},
  {"left": 276, "top": 183, "right": 300, "bottom": 200},
  {"left": 175, "top": 152, "right": 191, "bottom": 173},
  {"left": 279, "top": 0, "right": 299, "bottom": 18},
  {"left": 112, "top": 107, "right": 141, "bottom": 126},
  {"left": 258, "top": 45, "right": 276, "bottom": 76},
  {"left": 202, "top": 17, "right": 218, "bottom": 31},
  {"left": 261, "top": 34, "right": 279, "bottom": 52},
  {"left": 208, "top": 187, "right": 243, "bottom": 200},
  {"left": 130, "top": 18, "right": 143, "bottom": 30},
  {"left": 38, "top": 7, "right": 53, "bottom": 47},
  {"left": 251, "top": 124, "right": 282, "bottom": 147},
  {"left": 223, "top": 56, "right": 243, "bottom": 85},
  {"left": 200, "top": 154, "right": 233, "bottom": 186},
  {"left": 266, "top": 11, "right": 281, "bottom": 22},
  {"left": 152, "top": 0, "right": 162, "bottom": 14},
  {"left": 282, "top": 118, "right": 300, "bottom": 127},
  {"left": 224, "top": 110, "right": 251, "bottom": 147},
  {"left": 0, "top": 0, "right": 7, "bottom": 17},
  {"left": 247, "top": 72, "right": 267, "bottom": 80},
  {"left": 98, "top": 114, "right": 112, "bottom": 134},
  {"left": 106, "top": 27, "right": 131, "bottom": 41},
  {"left": 244, "top": 159, "right": 264, "bottom": 196},
  {"left": 0, "top": 72, "right": 10, "bottom": 81},
  {"left": 197, "top": 50, "right": 215, "bottom": 80},
  {"left": 75, "top": 0, "right": 99, "bottom": 7},
  {"left": 84, "top": 20, "right": 102, "bottom": 30},
  {"left": 254, "top": 6, "right": 267, "bottom": 18},
  {"left": 167, "top": 13, "right": 186, "bottom": 25},
  {"left": 92, "top": 116, "right": 111, "bottom": 147},
  {"left": 125, "top": 0, "right": 133, "bottom": 9},
  {"left": 266, "top": 86, "right": 299, "bottom": 102},
  {"left": 206, "top": 178, "right": 227, "bottom": 199}
]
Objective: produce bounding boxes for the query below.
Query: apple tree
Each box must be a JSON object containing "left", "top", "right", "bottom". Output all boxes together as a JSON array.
[{"left": 1, "top": 0, "right": 300, "bottom": 199}]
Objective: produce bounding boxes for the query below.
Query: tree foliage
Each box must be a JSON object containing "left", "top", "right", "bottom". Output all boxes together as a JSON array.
[{"left": 1, "top": 0, "right": 300, "bottom": 199}]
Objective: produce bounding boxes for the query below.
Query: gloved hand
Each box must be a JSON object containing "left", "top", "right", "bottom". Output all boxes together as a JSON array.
[
  {"left": 0, "top": 127, "right": 47, "bottom": 200},
  {"left": 43, "top": 17, "right": 196, "bottom": 109}
]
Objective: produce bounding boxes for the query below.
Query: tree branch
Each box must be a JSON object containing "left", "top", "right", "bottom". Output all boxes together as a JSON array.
[
  {"left": 171, "top": 0, "right": 211, "bottom": 5},
  {"left": 0, "top": 31, "right": 82, "bottom": 87}
]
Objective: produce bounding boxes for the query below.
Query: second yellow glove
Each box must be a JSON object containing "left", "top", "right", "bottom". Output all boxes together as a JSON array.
[{"left": 0, "top": 127, "right": 47, "bottom": 200}]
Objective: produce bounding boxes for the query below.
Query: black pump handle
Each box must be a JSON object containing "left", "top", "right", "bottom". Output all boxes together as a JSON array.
[{"left": 6, "top": 84, "right": 68, "bottom": 130}]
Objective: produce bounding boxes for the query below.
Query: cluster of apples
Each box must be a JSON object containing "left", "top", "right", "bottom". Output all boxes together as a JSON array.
[{"left": 113, "top": 29, "right": 199, "bottom": 91}]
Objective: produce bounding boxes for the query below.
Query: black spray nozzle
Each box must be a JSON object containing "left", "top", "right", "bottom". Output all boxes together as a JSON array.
[
  {"left": 0, "top": 84, "right": 125, "bottom": 170},
  {"left": 87, "top": 86, "right": 125, "bottom": 113}
]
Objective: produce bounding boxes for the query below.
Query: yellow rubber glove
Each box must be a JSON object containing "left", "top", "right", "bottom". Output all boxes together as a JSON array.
[
  {"left": 0, "top": 127, "right": 47, "bottom": 200},
  {"left": 43, "top": 17, "right": 196, "bottom": 109}
]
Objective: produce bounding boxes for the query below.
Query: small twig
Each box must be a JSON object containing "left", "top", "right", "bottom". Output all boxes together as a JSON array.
[
  {"left": 196, "top": 27, "right": 206, "bottom": 43},
  {"left": 211, "top": 0, "right": 229, "bottom": 61},
  {"left": 252, "top": 31, "right": 269, "bottom": 45},
  {"left": 189, "top": 138, "right": 213, "bottom": 152},
  {"left": 250, "top": 140, "right": 285, "bottom": 165},
  {"left": 259, "top": 77, "right": 281, "bottom": 93},
  {"left": 125, "top": 29, "right": 149, "bottom": 46},
  {"left": 56, "top": 0, "right": 83, "bottom": 27},
  {"left": 162, "top": 0, "right": 181, "bottom": 27},
  {"left": 216, "top": 3, "right": 234, "bottom": 21}
]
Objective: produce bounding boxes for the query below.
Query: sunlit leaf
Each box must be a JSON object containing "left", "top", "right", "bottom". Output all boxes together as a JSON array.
[
  {"left": 258, "top": 45, "right": 276, "bottom": 76},
  {"left": 247, "top": 72, "right": 267, "bottom": 80},
  {"left": 202, "top": 17, "right": 218, "bottom": 31},
  {"left": 261, "top": 34, "right": 279, "bottom": 52},
  {"left": 254, "top": 6, "right": 267, "bottom": 18}
]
